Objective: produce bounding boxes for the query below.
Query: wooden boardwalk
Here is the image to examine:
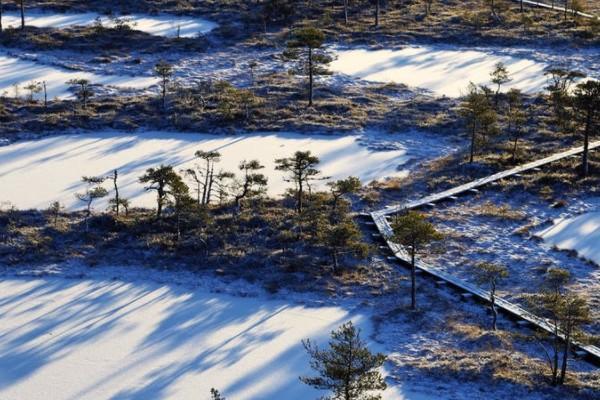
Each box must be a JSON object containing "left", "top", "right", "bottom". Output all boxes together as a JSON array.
[
  {"left": 371, "top": 141, "right": 600, "bottom": 364},
  {"left": 514, "top": 0, "right": 596, "bottom": 18}
]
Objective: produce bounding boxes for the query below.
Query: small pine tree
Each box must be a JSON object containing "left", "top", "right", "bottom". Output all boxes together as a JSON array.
[
  {"left": 301, "top": 321, "right": 387, "bottom": 400},
  {"left": 284, "top": 27, "right": 330, "bottom": 106},
  {"left": 75, "top": 176, "right": 108, "bottom": 232},
  {"left": 572, "top": 80, "right": 600, "bottom": 177},
  {"left": 490, "top": 61, "right": 511, "bottom": 104},
  {"left": 139, "top": 165, "right": 179, "bottom": 218},
  {"left": 275, "top": 151, "right": 324, "bottom": 214},
  {"left": 210, "top": 388, "right": 225, "bottom": 400},
  {"left": 67, "top": 79, "right": 93, "bottom": 109},
  {"left": 155, "top": 60, "right": 174, "bottom": 110},
  {"left": 473, "top": 262, "right": 508, "bottom": 331},
  {"left": 390, "top": 211, "right": 442, "bottom": 310}
]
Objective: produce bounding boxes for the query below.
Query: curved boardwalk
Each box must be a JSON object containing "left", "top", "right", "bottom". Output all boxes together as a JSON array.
[{"left": 370, "top": 141, "right": 600, "bottom": 364}]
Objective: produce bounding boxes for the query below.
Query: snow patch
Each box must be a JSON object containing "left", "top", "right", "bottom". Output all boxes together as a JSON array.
[
  {"left": 1, "top": 10, "right": 217, "bottom": 37},
  {"left": 0, "top": 53, "right": 159, "bottom": 99},
  {"left": 0, "top": 276, "right": 419, "bottom": 400},
  {"left": 330, "top": 46, "right": 549, "bottom": 97},
  {"left": 0, "top": 130, "right": 453, "bottom": 210},
  {"left": 536, "top": 212, "right": 600, "bottom": 266}
]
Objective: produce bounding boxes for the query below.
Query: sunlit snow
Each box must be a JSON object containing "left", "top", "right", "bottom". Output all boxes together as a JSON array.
[
  {"left": 330, "top": 46, "right": 549, "bottom": 97},
  {"left": 0, "top": 54, "right": 158, "bottom": 99},
  {"left": 1, "top": 10, "right": 217, "bottom": 38},
  {"left": 537, "top": 212, "right": 600, "bottom": 266},
  {"left": 0, "top": 131, "right": 447, "bottom": 210},
  {"left": 0, "top": 277, "right": 419, "bottom": 400}
]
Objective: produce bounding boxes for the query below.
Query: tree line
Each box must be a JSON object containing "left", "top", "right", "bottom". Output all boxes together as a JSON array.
[{"left": 461, "top": 61, "right": 600, "bottom": 176}]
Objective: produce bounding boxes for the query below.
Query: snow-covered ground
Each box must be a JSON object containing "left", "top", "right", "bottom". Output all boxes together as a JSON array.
[
  {"left": 330, "top": 46, "right": 549, "bottom": 97},
  {"left": 0, "top": 275, "right": 419, "bottom": 400},
  {"left": 536, "top": 212, "right": 600, "bottom": 267},
  {"left": 0, "top": 130, "right": 455, "bottom": 210},
  {"left": 1, "top": 10, "right": 218, "bottom": 37},
  {"left": 0, "top": 54, "right": 158, "bottom": 99}
]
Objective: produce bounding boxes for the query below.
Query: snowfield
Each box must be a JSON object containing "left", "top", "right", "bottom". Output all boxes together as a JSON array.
[
  {"left": 536, "top": 212, "right": 600, "bottom": 267},
  {"left": 0, "top": 276, "right": 414, "bottom": 400},
  {"left": 0, "top": 130, "right": 454, "bottom": 210},
  {"left": 330, "top": 46, "right": 549, "bottom": 97},
  {"left": 0, "top": 54, "right": 159, "bottom": 99},
  {"left": 1, "top": 10, "right": 218, "bottom": 37}
]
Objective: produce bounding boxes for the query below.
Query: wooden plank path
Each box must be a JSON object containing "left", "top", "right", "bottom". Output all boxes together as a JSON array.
[
  {"left": 371, "top": 141, "right": 600, "bottom": 364},
  {"left": 513, "top": 0, "right": 597, "bottom": 18},
  {"left": 377, "top": 140, "right": 600, "bottom": 217}
]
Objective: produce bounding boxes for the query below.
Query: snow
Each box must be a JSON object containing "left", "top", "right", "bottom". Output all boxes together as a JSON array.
[
  {"left": 0, "top": 54, "right": 159, "bottom": 99},
  {"left": 0, "top": 130, "right": 454, "bottom": 211},
  {"left": 0, "top": 275, "right": 419, "bottom": 400},
  {"left": 1, "top": 10, "right": 218, "bottom": 37},
  {"left": 330, "top": 46, "right": 549, "bottom": 97},
  {"left": 536, "top": 212, "right": 600, "bottom": 266}
]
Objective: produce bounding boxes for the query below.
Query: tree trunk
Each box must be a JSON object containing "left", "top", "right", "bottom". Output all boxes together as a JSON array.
[
  {"left": 332, "top": 250, "right": 339, "bottom": 273},
  {"left": 512, "top": 136, "right": 519, "bottom": 163},
  {"left": 162, "top": 77, "right": 167, "bottom": 109},
  {"left": 375, "top": 0, "right": 380, "bottom": 27},
  {"left": 582, "top": 109, "right": 591, "bottom": 176},
  {"left": 343, "top": 0, "right": 348, "bottom": 24},
  {"left": 156, "top": 190, "right": 164, "bottom": 218},
  {"left": 207, "top": 164, "right": 215, "bottom": 204},
  {"left": 520, "top": 0, "right": 524, "bottom": 13},
  {"left": 20, "top": 0, "right": 24, "bottom": 30},
  {"left": 552, "top": 323, "right": 560, "bottom": 385},
  {"left": 470, "top": 127, "right": 476, "bottom": 163},
  {"left": 308, "top": 47, "right": 314, "bottom": 106},
  {"left": 43, "top": 81, "right": 47, "bottom": 108},
  {"left": 411, "top": 246, "right": 416, "bottom": 310},
  {"left": 298, "top": 179, "right": 303, "bottom": 214},
  {"left": 0, "top": 0, "right": 3, "bottom": 33},
  {"left": 559, "top": 328, "right": 571, "bottom": 385},
  {"left": 490, "top": 282, "right": 498, "bottom": 330},
  {"left": 113, "top": 170, "right": 120, "bottom": 216}
]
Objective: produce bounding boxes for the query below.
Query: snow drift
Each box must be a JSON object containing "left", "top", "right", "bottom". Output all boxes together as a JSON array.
[{"left": 537, "top": 212, "right": 600, "bottom": 266}]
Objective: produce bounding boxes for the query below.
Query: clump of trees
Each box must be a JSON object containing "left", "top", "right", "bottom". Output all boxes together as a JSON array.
[
  {"left": 529, "top": 268, "right": 591, "bottom": 386},
  {"left": 461, "top": 82, "right": 498, "bottom": 163}
]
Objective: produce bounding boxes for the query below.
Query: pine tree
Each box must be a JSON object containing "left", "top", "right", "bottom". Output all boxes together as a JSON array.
[
  {"left": 390, "top": 211, "right": 442, "bottom": 310},
  {"left": 544, "top": 68, "right": 584, "bottom": 133},
  {"left": 319, "top": 218, "right": 369, "bottom": 273},
  {"left": 275, "top": 151, "right": 323, "bottom": 214},
  {"left": 285, "top": 27, "right": 330, "bottom": 106},
  {"left": 473, "top": 262, "right": 508, "bottom": 331},
  {"left": 139, "top": 165, "right": 179, "bottom": 218},
  {"left": 460, "top": 82, "right": 498, "bottom": 163},
  {"left": 75, "top": 176, "right": 108, "bottom": 233},
  {"left": 506, "top": 88, "right": 527, "bottom": 163},
  {"left": 301, "top": 321, "right": 387, "bottom": 400},
  {"left": 490, "top": 62, "right": 511, "bottom": 106},
  {"left": 155, "top": 60, "right": 173, "bottom": 110},
  {"left": 233, "top": 160, "right": 267, "bottom": 209},
  {"left": 572, "top": 80, "right": 600, "bottom": 177},
  {"left": 67, "top": 79, "right": 93, "bottom": 109}
]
